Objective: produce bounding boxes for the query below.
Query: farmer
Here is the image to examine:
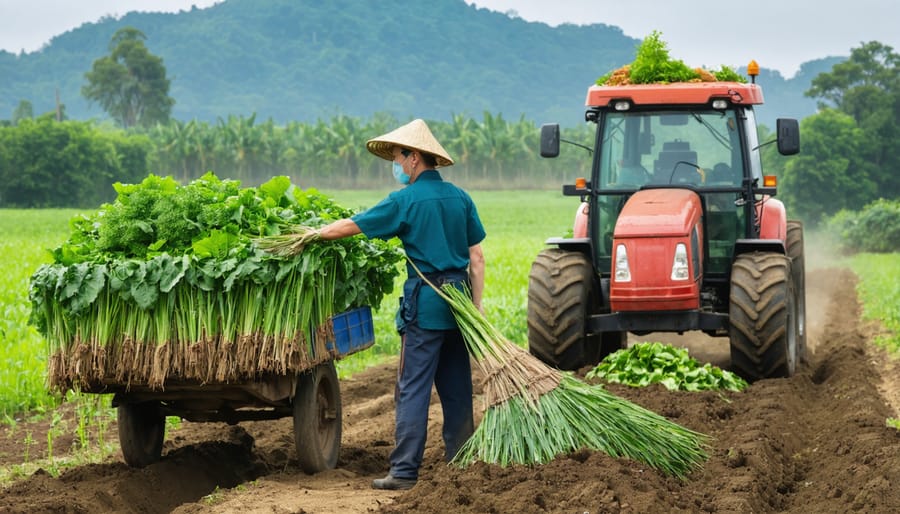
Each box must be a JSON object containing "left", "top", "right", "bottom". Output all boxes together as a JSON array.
[{"left": 316, "top": 118, "right": 486, "bottom": 490}]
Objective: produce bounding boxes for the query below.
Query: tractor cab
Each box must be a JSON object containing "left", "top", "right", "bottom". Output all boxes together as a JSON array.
[
  {"left": 531, "top": 71, "right": 805, "bottom": 382},
  {"left": 589, "top": 104, "right": 759, "bottom": 278}
]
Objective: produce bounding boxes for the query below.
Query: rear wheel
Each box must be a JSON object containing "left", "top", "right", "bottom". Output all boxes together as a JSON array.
[
  {"left": 527, "top": 249, "right": 623, "bottom": 370},
  {"left": 293, "top": 362, "right": 341, "bottom": 474},
  {"left": 117, "top": 401, "right": 165, "bottom": 468},
  {"left": 786, "top": 220, "right": 807, "bottom": 360},
  {"left": 729, "top": 252, "right": 799, "bottom": 381}
]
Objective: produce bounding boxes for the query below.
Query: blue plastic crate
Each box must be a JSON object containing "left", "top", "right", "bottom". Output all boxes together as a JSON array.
[{"left": 327, "top": 306, "right": 375, "bottom": 357}]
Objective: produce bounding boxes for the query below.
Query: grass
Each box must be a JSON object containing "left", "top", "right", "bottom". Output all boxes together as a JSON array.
[
  {"left": 0, "top": 209, "right": 84, "bottom": 419},
  {"left": 849, "top": 253, "right": 900, "bottom": 350}
]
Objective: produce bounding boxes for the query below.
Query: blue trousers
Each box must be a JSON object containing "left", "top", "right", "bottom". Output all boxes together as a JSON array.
[{"left": 389, "top": 321, "right": 474, "bottom": 480}]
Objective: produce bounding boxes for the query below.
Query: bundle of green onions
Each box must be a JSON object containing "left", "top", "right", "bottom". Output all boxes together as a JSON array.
[
  {"left": 253, "top": 225, "right": 322, "bottom": 257},
  {"left": 433, "top": 282, "right": 709, "bottom": 479}
]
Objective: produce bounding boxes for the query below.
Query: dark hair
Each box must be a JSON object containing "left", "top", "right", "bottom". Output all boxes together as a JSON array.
[
  {"left": 420, "top": 152, "right": 437, "bottom": 168},
  {"left": 400, "top": 149, "right": 411, "bottom": 157}
]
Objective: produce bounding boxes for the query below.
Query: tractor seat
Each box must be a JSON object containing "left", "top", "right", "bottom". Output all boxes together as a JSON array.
[{"left": 653, "top": 141, "right": 698, "bottom": 183}]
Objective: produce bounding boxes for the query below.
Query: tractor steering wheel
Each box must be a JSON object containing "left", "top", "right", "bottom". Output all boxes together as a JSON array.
[{"left": 668, "top": 161, "right": 704, "bottom": 185}]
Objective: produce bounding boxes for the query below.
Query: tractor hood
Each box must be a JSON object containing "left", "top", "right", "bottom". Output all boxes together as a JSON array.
[
  {"left": 614, "top": 189, "right": 702, "bottom": 238},
  {"left": 610, "top": 188, "right": 704, "bottom": 313}
]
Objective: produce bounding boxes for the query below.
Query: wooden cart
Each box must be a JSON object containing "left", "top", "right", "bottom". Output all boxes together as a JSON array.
[{"left": 108, "top": 306, "right": 375, "bottom": 473}]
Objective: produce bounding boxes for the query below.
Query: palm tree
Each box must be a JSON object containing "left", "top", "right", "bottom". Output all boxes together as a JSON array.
[{"left": 438, "top": 113, "right": 479, "bottom": 183}]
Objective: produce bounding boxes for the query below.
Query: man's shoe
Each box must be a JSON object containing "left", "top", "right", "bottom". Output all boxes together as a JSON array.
[{"left": 372, "top": 474, "right": 416, "bottom": 490}]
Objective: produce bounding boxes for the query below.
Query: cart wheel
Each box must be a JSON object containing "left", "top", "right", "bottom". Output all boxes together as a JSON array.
[
  {"left": 293, "top": 362, "right": 342, "bottom": 473},
  {"left": 117, "top": 401, "right": 165, "bottom": 467}
]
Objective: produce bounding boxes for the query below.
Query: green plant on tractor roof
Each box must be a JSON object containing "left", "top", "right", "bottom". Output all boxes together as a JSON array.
[{"left": 597, "top": 30, "right": 747, "bottom": 86}]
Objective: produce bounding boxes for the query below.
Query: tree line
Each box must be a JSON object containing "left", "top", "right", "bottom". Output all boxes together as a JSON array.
[
  {"left": 146, "top": 111, "right": 593, "bottom": 189},
  {"left": 0, "top": 111, "right": 595, "bottom": 208},
  {"left": 778, "top": 41, "right": 900, "bottom": 226},
  {"left": 1, "top": 29, "right": 897, "bottom": 230}
]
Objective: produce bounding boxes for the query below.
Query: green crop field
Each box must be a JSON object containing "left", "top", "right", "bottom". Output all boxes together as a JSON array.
[
  {"left": 2, "top": 192, "right": 898, "bottom": 420},
  {"left": 0, "top": 209, "right": 83, "bottom": 419},
  {"left": 850, "top": 253, "right": 900, "bottom": 350}
]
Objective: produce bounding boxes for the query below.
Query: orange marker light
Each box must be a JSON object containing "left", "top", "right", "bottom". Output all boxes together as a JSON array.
[
  {"left": 747, "top": 60, "right": 759, "bottom": 77},
  {"left": 763, "top": 175, "right": 777, "bottom": 187},
  {"left": 575, "top": 177, "right": 587, "bottom": 189}
]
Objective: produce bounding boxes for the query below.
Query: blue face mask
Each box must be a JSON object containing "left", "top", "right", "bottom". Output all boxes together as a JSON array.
[{"left": 392, "top": 159, "right": 410, "bottom": 185}]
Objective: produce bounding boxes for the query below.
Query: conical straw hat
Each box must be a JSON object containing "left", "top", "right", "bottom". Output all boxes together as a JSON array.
[{"left": 366, "top": 119, "right": 454, "bottom": 167}]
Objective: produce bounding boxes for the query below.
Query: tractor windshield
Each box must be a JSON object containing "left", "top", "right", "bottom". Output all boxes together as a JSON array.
[
  {"left": 592, "top": 108, "right": 747, "bottom": 276},
  {"left": 598, "top": 109, "right": 744, "bottom": 189}
]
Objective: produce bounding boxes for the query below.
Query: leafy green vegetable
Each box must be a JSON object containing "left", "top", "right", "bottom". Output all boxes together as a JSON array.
[
  {"left": 712, "top": 65, "right": 746, "bottom": 83},
  {"left": 596, "top": 31, "right": 747, "bottom": 85},
  {"left": 628, "top": 31, "right": 696, "bottom": 84},
  {"left": 29, "top": 172, "right": 404, "bottom": 391},
  {"left": 587, "top": 342, "right": 748, "bottom": 392}
]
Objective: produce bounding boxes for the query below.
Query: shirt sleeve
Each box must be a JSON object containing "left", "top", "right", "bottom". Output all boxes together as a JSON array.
[
  {"left": 350, "top": 193, "right": 406, "bottom": 241},
  {"left": 466, "top": 197, "right": 486, "bottom": 247}
]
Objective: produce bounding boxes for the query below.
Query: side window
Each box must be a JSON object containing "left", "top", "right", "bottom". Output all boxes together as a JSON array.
[{"left": 601, "top": 113, "right": 651, "bottom": 188}]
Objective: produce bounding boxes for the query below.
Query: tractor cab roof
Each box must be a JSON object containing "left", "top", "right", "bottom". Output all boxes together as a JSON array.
[{"left": 585, "top": 82, "right": 764, "bottom": 108}]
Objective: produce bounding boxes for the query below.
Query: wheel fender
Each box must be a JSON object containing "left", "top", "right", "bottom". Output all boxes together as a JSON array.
[
  {"left": 573, "top": 201, "right": 589, "bottom": 238},
  {"left": 758, "top": 197, "right": 787, "bottom": 241}
]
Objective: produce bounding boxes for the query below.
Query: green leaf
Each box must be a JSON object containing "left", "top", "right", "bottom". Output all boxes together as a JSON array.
[
  {"left": 192, "top": 229, "right": 238, "bottom": 259},
  {"left": 157, "top": 254, "right": 190, "bottom": 293},
  {"left": 259, "top": 176, "right": 291, "bottom": 203},
  {"left": 589, "top": 342, "right": 748, "bottom": 392}
]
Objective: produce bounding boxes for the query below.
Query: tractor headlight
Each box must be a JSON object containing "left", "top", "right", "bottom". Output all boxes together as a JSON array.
[
  {"left": 672, "top": 243, "right": 690, "bottom": 280},
  {"left": 615, "top": 244, "right": 631, "bottom": 282},
  {"left": 671, "top": 243, "right": 690, "bottom": 281}
]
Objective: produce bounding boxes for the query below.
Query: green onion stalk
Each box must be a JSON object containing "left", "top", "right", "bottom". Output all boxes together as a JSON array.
[
  {"left": 416, "top": 269, "right": 709, "bottom": 479},
  {"left": 253, "top": 225, "right": 322, "bottom": 257},
  {"left": 36, "top": 257, "right": 342, "bottom": 391}
]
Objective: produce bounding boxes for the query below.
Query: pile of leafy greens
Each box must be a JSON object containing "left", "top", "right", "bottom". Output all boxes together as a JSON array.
[
  {"left": 29, "top": 172, "right": 403, "bottom": 391},
  {"left": 587, "top": 342, "right": 748, "bottom": 392},
  {"left": 597, "top": 31, "right": 746, "bottom": 85}
]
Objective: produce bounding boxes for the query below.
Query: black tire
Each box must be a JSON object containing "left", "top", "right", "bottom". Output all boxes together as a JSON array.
[
  {"left": 117, "top": 401, "right": 165, "bottom": 468},
  {"left": 786, "top": 220, "right": 807, "bottom": 360},
  {"left": 527, "top": 249, "right": 623, "bottom": 370},
  {"left": 293, "top": 362, "right": 342, "bottom": 474},
  {"left": 729, "top": 252, "right": 799, "bottom": 381}
]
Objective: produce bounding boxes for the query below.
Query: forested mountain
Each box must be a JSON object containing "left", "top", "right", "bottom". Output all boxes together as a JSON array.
[{"left": 1, "top": 0, "right": 843, "bottom": 128}]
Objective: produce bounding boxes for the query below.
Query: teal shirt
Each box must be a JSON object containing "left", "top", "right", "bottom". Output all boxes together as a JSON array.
[{"left": 351, "top": 170, "right": 486, "bottom": 329}]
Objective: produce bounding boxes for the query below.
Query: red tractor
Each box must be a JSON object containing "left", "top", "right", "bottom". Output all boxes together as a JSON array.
[{"left": 529, "top": 66, "right": 805, "bottom": 381}]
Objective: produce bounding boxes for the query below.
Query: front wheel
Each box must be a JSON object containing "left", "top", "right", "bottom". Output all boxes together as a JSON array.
[
  {"left": 527, "top": 249, "right": 623, "bottom": 370},
  {"left": 729, "top": 252, "right": 799, "bottom": 381},
  {"left": 118, "top": 401, "right": 165, "bottom": 468},
  {"left": 293, "top": 362, "right": 342, "bottom": 474}
]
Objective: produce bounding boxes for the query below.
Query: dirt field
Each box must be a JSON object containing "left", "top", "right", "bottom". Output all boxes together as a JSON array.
[{"left": 2, "top": 266, "right": 900, "bottom": 513}]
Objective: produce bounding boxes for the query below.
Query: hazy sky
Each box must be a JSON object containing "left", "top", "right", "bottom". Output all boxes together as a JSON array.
[{"left": 0, "top": 0, "right": 896, "bottom": 78}]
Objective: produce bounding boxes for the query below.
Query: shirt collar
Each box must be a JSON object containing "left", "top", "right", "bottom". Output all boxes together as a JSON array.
[{"left": 415, "top": 170, "right": 442, "bottom": 182}]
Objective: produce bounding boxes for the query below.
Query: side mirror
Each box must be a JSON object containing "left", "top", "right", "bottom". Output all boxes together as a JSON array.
[
  {"left": 776, "top": 118, "right": 800, "bottom": 156},
  {"left": 540, "top": 123, "right": 560, "bottom": 158}
]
